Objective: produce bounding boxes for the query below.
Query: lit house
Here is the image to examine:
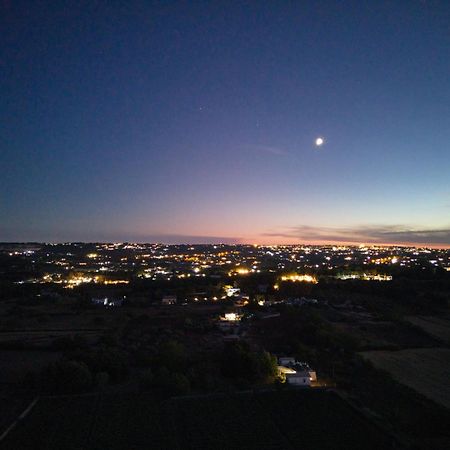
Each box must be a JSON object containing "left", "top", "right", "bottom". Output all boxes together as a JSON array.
[
  {"left": 222, "top": 312, "right": 242, "bottom": 322},
  {"left": 224, "top": 285, "right": 241, "bottom": 297},
  {"left": 91, "top": 297, "right": 123, "bottom": 307},
  {"left": 278, "top": 357, "right": 317, "bottom": 386},
  {"left": 161, "top": 295, "right": 177, "bottom": 305},
  {"left": 234, "top": 294, "right": 249, "bottom": 307},
  {"left": 217, "top": 311, "right": 243, "bottom": 330}
]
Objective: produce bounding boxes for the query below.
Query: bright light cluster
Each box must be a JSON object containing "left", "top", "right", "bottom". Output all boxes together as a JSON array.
[{"left": 280, "top": 274, "right": 318, "bottom": 283}]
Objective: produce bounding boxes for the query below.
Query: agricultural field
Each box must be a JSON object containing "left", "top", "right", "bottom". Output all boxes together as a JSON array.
[
  {"left": 0, "top": 388, "right": 35, "bottom": 438},
  {"left": 0, "top": 301, "right": 223, "bottom": 333},
  {"left": 255, "top": 390, "right": 390, "bottom": 450},
  {"left": 0, "top": 329, "right": 104, "bottom": 349},
  {"left": 2, "top": 390, "right": 393, "bottom": 450},
  {"left": 335, "top": 320, "right": 437, "bottom": 350},
  {"left": 1, "top": 393, "right": 175, "bottom": 450},
  {"left": 359, "top": 348, "right": 450, "bottom": 410},
  {"left": 405, "top": 316, "right": 450, "bottom": 345}
]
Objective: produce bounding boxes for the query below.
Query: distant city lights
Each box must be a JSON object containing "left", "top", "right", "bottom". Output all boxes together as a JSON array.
[{"left": 280, "top": 274, "right": 318, "bottom": 283}]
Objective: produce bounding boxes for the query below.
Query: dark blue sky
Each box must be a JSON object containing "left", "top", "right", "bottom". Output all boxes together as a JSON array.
[{"left": 1, "top": 0, "right": 449, "bottom": 246}]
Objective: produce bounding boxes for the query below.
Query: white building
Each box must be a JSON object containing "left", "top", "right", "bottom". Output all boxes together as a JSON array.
[
  {"left": 224, "top": 285, "right": 241, "bottom": 297},
  {"left": 277, "top": 357, "right": 317, "bottom": 386},
  {"left": 91, "top": 297, "right": 123, "bottom": 307},
  {"left": 278, "top": 366, "right": 311, "bottom": 386},
  {"left": 161, "top": 295, "right": 177, "bottom": 305}
]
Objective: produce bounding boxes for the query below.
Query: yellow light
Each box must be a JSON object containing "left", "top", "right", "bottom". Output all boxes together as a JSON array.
[
  {"left": 222, "top": 312, "right": 241, "bottom": 321},
  {"left": 280, "top": 274, "right": 318, "bottom": 283}
]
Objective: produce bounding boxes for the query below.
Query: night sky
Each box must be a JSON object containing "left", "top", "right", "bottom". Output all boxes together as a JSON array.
[{"left": 1, "top": 1, "right": 449, "bottom": 246}]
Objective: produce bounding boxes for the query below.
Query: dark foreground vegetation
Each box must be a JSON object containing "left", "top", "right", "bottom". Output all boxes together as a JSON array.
[{"left": 2, "top": 389, "right": 395, "bottom": 450}]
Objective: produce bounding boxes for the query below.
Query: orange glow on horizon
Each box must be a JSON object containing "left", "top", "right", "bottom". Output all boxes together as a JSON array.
[{"left": 240, "top": 237, "right": 450, "bottom": 250}]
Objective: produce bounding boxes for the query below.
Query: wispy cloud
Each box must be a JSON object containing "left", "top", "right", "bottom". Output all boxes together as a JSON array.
[
  {"left": 262, "top": 224, "right": 450, "bottom": 246},
  {"left": 245, "top": 144, "right": 289, "bottom": 156}
]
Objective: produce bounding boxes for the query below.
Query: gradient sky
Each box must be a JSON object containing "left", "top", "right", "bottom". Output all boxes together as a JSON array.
[{"left": 1, "top": 1, "right": 449, "bottom": 246}]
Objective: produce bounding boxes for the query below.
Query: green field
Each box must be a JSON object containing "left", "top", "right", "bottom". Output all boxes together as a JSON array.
[{"left": 2, "top": 390, "right": 393, "bottom": 450}]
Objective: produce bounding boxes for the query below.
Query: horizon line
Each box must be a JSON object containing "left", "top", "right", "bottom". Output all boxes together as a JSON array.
[{"left": 1, "top": 240, "right": 449, "bottom": 250}]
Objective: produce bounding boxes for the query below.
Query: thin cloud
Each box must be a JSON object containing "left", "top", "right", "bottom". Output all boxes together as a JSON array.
[
  {"left": 263, "top": 225, "right": 450, "bottom": 246},
  {"left": 245, "top": 144, "right": 289, "bottom": 156}
]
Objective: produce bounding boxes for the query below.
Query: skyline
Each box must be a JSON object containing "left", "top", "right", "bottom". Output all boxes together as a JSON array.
[
  {"left": 2, "top": 233, "right": 449, "bottom": 249},
  {"left": 1, "top": 1, "right": 450, "bottom": 246}
]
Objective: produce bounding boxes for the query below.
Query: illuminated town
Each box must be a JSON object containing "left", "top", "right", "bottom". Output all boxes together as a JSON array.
[{"left": 2, "top": 243, "right": 448, "bottom": 292}]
